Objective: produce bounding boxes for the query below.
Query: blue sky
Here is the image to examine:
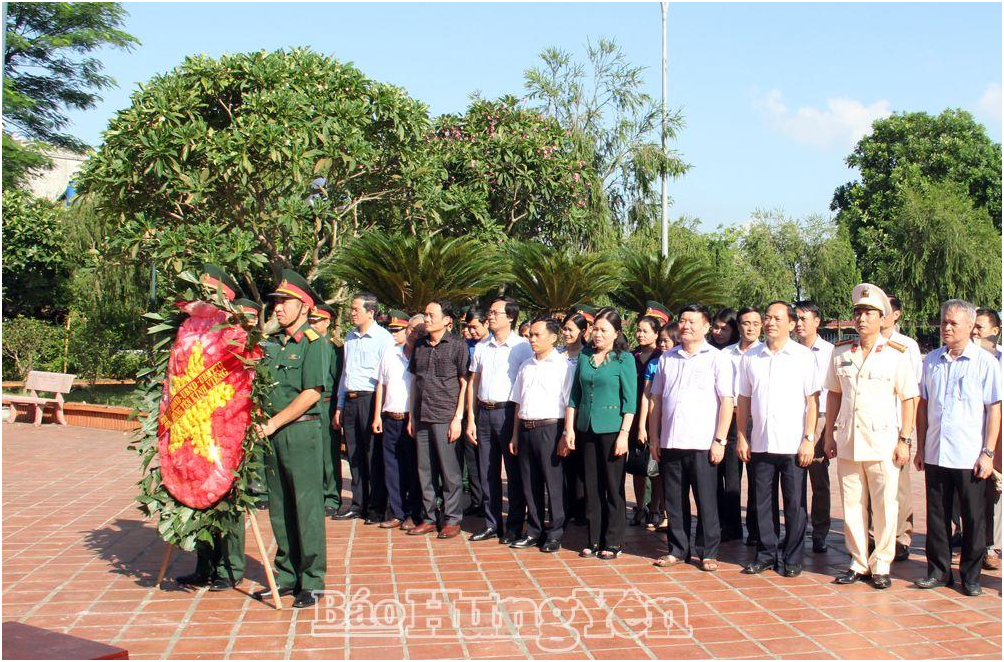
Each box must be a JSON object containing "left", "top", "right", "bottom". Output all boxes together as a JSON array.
[{"left": 64, "top": 2, "right": 1002, "bottom": 230}]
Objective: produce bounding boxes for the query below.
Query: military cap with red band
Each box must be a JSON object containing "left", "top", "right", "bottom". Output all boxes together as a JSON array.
[
  {"left": 386, "top": 309, "right": 410, "bottom": 330},
  {"left": 200, "top": 263, "right": 243, "bottom": 302},
  {"left": 309, "top": 303, "right": 337, "bottom": 321},
  {"left": 569, "top": 303, "right": 597, "bottom": 323},
  {"left": 234, "top": 298, "right": 262, "bottom": 316},
  {"left": 644, "top": 301, "right": 672, "bottom": 324},
  {"left": 268, "top": 269, "right": 317, "bottom": 308}
]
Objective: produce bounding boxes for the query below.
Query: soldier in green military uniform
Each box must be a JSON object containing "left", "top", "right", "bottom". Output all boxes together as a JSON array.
[
  {"left": 175, "top": 265, "right": 253, "bottom": 591},
  {"left": 252, "top": 270, "right": 327, "bottom": 608},
  {"left": 308, "top": 303, "right": 345, "bottom": 515}
]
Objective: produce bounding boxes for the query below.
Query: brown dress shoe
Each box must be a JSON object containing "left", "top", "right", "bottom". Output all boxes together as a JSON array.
[
  {"left": 400, "top": 517, "right": 417, "bottom": 531},
  {"left": 407, "top": 522, "right": 437, "bottom": 536},
  {"left": 437, "top": 523, "right": 461, "bottom": 539},
  {"left": 379, "top": 518, "right": 403, "bottom": 529},
  {"left": 983, "top": 554, "right": 1001, "bottom": 570}
]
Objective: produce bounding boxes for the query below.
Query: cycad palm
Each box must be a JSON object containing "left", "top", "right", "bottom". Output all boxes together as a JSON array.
[
  {"left": 506, "top": 242, "right": 622, "bottom": 317},
  {"left": 611, "top": 251, "right": 725, "bottom": 315},
  {"left": 318, "top": 231, "right": 508, "bottom": 313}
]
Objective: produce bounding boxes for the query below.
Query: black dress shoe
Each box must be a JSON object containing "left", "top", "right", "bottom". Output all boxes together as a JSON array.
[
  {"left": 333, "top": 509, "right": 362, "bottom": 521},
  {"left": 782, "top": 564, "right": 803, "bottom": 578},
  {"left": 364, "top": 516, "right": 382, "bottom": 525},
  {"left": 834, "top": 569, "right": 867, "bottom": 585},
  {"left": 255, "top": 500, "right": 269, "bottom": 510},
  {"left": 961, "top": 583, "right": 982, "bottom": 596},
  {"left": 253, "top": 586, "right": 297, "bottom": 601},
  {"left": 470, "top": 527, "right": 497, "bottom": 542},
  {"left": 292, "top": 589, "right": 317, "bottom": 608},
  {"left": 325, "top": 505, "right": 339, "bottom": 517},
  {"left": 175, "top": 572, "right": 212, "bottom": 587},
  {"left": 541, "top": 540, "right": 561, "bottom": 553},
  {"left": 812, "top": 540, "right": 828, "bottom": 553},
  {"left": 510, "top": 536, "right": 538, "bottom": 549},
  {"left": 742, "top": 561, "right": 773, "bottom": 575},
  {"left": 915, "top": 576, "right": 954, "bottom": 589},
  {"left": 872, "top": 574, "right": 892, "bottom": 589},
  {"left": 209, "top": 577, "right": 242, "bottom": 592},
  {"left": 894, "top": 543, "right": 910, "bottom": 562},
  {"left": 500, "top": 533, "right": 517, "bottom": 545}
]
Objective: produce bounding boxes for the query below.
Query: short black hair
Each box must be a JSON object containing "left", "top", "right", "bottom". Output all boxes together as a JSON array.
[
  {"left": 888, "top": 295, "right": 902, "bottom": 314},
  {"left": 491, "top": 296, "right": 520, "bottom": 329},
  {"left": 352, "top": 291, "right": 379, "bottom": 314},
  {"left": 977, "top": 308, "right": 1002, "bottom": 328},
  {"left": 765, "top": 300, "right": 796, "bottom": 322},
  {"left": 531, "top": 315, "right": 562, "bottom": 337},
  {"left": 736, "top": 306, "right": 762, "bottom": 322},
  {"left": 431, "top": 298, "right": 454, "bottom": 320},
  {"left": 679, "top": 303, "right": 712, "bottom": 325},
  {"left": 465, "top": 307, "right": 486, "bottom": 324},
  {"left": 794, "top": 300, "right": 822, "bottom": 321},
  {"left": 563, "top": 312, "right": 588, "bottom": 332}
]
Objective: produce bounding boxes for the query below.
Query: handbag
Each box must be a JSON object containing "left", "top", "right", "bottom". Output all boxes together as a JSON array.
[{"left": 625, "top": 441, "right": 650, "bottom": 476}]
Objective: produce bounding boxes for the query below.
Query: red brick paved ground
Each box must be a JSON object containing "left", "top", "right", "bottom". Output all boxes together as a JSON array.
[{"left": 2, "top": 423, "right": 1000, "bottom": 659}]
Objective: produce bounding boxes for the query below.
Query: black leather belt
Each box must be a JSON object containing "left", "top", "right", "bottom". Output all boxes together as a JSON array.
[
  {"left": 479, "top": 400, "right": 511, "bottom": 410},
  {"left": 323, "top": 395, "right": 334, "bottom": 402},
  {"left": 522, "top": 418, "right": 559, "bottom": 430},
  {"left": 384, "top": 411, "right": 407, "bottom": 421},
  {"left": 346, "top": 391, "right": 372, "bottom": 400},
  {"left": 291, "top": 414, "right": 320, "bottom": 424}
]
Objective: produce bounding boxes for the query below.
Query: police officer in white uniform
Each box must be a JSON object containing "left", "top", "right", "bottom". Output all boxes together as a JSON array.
[{"left": 823, "top": 283, "right": 919, "bottom": 589}]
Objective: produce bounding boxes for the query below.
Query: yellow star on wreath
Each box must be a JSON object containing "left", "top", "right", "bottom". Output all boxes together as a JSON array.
[{"left": 167, "top": 342, "right": 235, "bottom": 463}]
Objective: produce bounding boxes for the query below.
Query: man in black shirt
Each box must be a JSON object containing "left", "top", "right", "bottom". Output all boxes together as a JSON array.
[{"left": 408, "top": 299, "right": 470, "bottom": 539}]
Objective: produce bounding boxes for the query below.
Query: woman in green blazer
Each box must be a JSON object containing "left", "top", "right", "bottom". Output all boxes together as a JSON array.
[{"left": 562, "top": 307, "right": 637, "bottom": 559}]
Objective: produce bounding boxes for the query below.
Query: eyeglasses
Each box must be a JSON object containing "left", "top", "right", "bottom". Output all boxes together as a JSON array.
[{"left": 486, "top": 310, "right": 506, "bottom": 318}]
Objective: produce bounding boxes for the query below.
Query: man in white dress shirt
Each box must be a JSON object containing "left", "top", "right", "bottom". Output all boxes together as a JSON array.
[
  {"left": 648, "top": 304, "right": 735, "bottom": 571},
  {"left": 914, "top": 299, "right": 1001, "bottom": 596},
  {"left": 467, "top": 297, "right": 534, "bottom": 544},
  {"left": 737, "top": 301, "right": 820, "bottom": 577},
  {"left": 795, "top": 300, "right": 835, "bottom": 553},
  {"left": 509, "top": 317, "right": 572, "bottom": 552}
]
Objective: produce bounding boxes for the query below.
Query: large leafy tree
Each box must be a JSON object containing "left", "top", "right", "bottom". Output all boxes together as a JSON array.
[
  {"left": 430, "top": 96, "right": 598, "bottom": 248},
  {"left": 3, "top": 2, "right": 138, "bottom": 188},
  {"left": 832, "top": 109, "right": 1002, "bottom": 279},
  {"left": 76, "top": 48, "right": 435, "bottom": 302},
  {"left": 318, "top": 231, "right": 508, "bottom": 313},
  {"left": 525, "top": 38, "right": 689, "bottom": 241},
  {"left": 505, "top": 241, "right": 622, "bottom": 317},
  {"left": 886, "top": 180, "right": 1002, "bottom": 323}
]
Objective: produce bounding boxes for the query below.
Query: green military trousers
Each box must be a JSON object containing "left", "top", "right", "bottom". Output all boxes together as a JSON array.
[
  {"left": 194, "top": 508, "right": 246, "bottom": 582},
  {"left": 321, "top": 400, "right": 343, "bottom": 510},
  {"left": 265, "top": 419, "right": 327, "bottom": 592}
]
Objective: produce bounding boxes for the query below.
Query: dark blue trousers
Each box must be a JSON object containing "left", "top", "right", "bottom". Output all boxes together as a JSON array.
[
  {"left": 381, "top": 414, "right": 421, "bottom": 522},
  {"left": 752, "top": 452, "right": 807, "bottom": 568},
  {"left": 477, "top": 404, "right": 525, "bottom": 535},
  {"left": 518, "top": 422, "right": 565, "bottom": 542}
]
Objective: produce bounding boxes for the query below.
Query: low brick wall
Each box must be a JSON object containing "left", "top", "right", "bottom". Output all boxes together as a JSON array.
[{"left": 6, "top": 402, "right": 145, "bottom": 431}]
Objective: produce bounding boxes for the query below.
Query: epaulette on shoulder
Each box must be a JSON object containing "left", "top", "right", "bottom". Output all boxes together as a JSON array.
[
  {"left": 304, "top": 329, "right": 320, "bottom": 341},
  {"left": 835, "top": 339, "right": 854, "bottom": 347},
  {"left": 886, "top": 340, "right": 906, "bottom": 352}
]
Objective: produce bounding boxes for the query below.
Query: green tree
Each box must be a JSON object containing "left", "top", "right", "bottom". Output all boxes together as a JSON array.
[
  {"left": 76, "top": 48, "right": 435, "bottom": 299},
  {"left": 1, "top": 316, "right": 65, "bottom": 378},
  {"left": 430, "top": 96, "right": 598, "bottom": 248},
  {"left": 1, "top": 188, "right": 74, "bottom": 319},
  {"left": 3, "top": 2, "right": 138, "bottom": 187},
  {"left": 525, "top": 38, "right": 689, "bottom": 240},
  {"left": 611, "top": 251, "right": 725, "bottom": 314},
  {"left": 885, "top": 180, "right": 1002, "bottom": 323},
  {"left": 318, "top": 231, "right": 508, "bottom": 313},
  {"left": 505, "top": 241, "right": 622, "bottom": 316},
  {"left": 832, "top": 109, "right": 1002, "bottom": 279},
  {"left": 800, "top": 217, "right": 861, "bottom": 321}
]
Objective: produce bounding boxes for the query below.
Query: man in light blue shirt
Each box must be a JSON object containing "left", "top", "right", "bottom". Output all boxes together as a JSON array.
[
  {"left": 915, "top": 299, "right": 1002, "bottom": 596},
  {"left": 333, "top": 292, "right": 394, "bottom": 523}
]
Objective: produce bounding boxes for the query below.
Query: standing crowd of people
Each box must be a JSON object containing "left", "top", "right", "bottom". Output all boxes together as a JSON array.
[{"left": 177, "top": 265, "right": 1002, "bottom": 608}]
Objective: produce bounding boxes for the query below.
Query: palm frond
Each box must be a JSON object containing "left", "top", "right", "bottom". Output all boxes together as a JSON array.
[
  {"left": 611, "top": 251, "right": 726, "bottom": 315},
  {"left": 318, "top": 231, "right": 508, "bottom": 313},
  {"left": 505, "top": 241, "right": 622, "bottom": 316}
]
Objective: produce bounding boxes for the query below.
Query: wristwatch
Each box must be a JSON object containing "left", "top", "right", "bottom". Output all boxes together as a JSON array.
[
  {"left": 713, "top": 437, "right": 727, "bottom": 446},
  {"left": 898, "top": 436, "right": 912, "bottom": 446},
  {"left": 982, "top": 447, "right": 995, "bottom": 458},
  {"left": 803, "top": 434, "right": 815, "bottom": 443}
]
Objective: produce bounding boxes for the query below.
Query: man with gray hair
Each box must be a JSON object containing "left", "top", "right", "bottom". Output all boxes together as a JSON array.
[
  {"left": 914, "top": 299, "right": 1002, "bottom": 596},
  {"left": 334, "top": 292, "right": 394, "bottom": 522}
]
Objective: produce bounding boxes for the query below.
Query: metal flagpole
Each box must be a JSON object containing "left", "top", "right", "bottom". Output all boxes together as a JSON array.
[{"left": 660, "top": 2, "right": 669, "bottom": 259}]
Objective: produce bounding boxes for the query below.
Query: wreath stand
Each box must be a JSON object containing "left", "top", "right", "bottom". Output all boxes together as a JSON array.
[{"left": 155, "top": 507, "right": 283, "bottom": 610}]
